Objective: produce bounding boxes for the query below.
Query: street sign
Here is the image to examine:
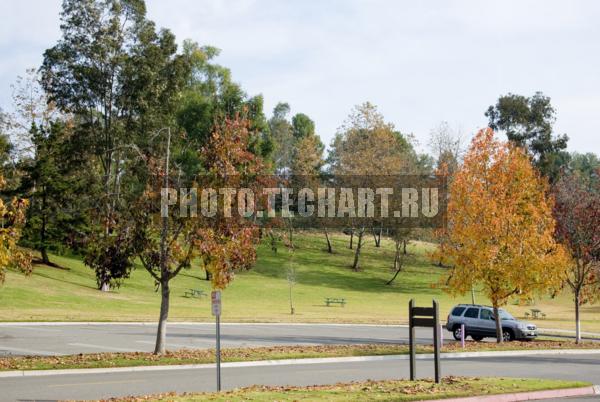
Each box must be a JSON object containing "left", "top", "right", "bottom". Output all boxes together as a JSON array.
[
  {"left": 409, "top": 299, "right": 441, "bottom": 383},
  {"left": 211, "top": 290, "right": 222, "bottom": 391},
  {"left": 211, "top": 290, "right": 221, "bottom": 316}
]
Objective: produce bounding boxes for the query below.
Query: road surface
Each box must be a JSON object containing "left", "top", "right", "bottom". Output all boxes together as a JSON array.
[
  {"left": 0, "top": 353, "right": 598, "bottom": 401},
  {"left": 0, "top": 323, "right": 454, "bottom": 356}
]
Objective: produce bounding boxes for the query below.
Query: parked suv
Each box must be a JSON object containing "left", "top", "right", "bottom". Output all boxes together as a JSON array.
[{"left": 446, "top": 304, "right": 537, "bottom": 342}]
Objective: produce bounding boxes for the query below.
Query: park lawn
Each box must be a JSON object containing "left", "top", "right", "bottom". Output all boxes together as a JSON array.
[
  {"left": 0, "top": 231, "right": 597, "bottom": 333},
  {"left": 1, "top": 341, "right": 597, "bottom": 371},
  {"left": 110, "top": 377, "right": 591, "bottom": 402}
]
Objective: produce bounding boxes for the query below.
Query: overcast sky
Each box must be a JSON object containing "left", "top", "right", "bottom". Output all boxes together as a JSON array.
[{"left": 1, "top": 0, "right": 599, "bottom": 154}]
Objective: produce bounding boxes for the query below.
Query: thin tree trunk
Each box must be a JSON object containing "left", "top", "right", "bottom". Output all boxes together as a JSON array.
[
  {"left": 40, "top": 191, "right": 50, "bottom": 265},
  {"left": 493, "top": 304, "right": 503, "bottom": 343},
  {"left": 349, "top": 230, "right": 354, "bottom": 249},
  {"left": 403, "top": 239, "right": 408, "bottom": 255},
  {"left": 351, "top": 228, "right": 364, "bottom": 271},
  {"left": 372, "top": 226, "right": 381, "bottom": 247},
  {"left": 387, "top": 240, "right": 403, "bottom": 285},
  {"left": 324, "top": 229, "right": 333, "bottom": 253},
  {"left": 155, "top": 127, "right": 171, "bottom": 355},
  {"left": 154, "top": 278, "right": 170, "bottom": 354},
  {"left": 205, "top": 270, "right": 212, "bottom": 281},
  {"left": 575, "top": 290, "right": 581, "bottom": 344}
]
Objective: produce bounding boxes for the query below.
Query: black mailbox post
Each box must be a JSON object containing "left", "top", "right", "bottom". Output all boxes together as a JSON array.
[{"left": 409, "top": 298, "right": 441, "bottom": 383}]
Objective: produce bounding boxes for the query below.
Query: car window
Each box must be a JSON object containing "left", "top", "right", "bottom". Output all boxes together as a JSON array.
[
  {"left": 499, "top": 310, "right": 515, "bottom": 320},
  {"left": 451, "top": 307, "right": 466, "bottom": 316},
  {"left": 480, "top": 309, "right": 493, "bottom": 320},
  {"left": 464, "top": 307, "right": 479, "bottom": 318}
]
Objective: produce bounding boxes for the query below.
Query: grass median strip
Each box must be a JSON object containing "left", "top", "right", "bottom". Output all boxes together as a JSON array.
[
  {"left": 1, "top": 340, "right": 598, "bottom": 371},
  {"left": 102, "top": 377, "right": 591, "bottom": 401}
]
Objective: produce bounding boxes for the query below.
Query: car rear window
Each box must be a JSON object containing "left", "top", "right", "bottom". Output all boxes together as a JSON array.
[
  {"left": 451, "top": 307, "right": 466, "bottom": 316},
  {"left": 464, "top": 307, "right": 479, "bottom": 318}
]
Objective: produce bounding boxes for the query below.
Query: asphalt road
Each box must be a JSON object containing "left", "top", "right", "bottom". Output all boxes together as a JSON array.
[
  {"left": 0, "top": 353, "right": 598, "bottom": 401},
  {"left": 0, "top": 323, "right": 455, "bottom": 356}
]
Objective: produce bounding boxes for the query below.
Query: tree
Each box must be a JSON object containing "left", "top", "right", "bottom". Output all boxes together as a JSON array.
[
  {"left": 553, "top": 171, "right": 600, "bottom": 343},
  {"left": 485, "top": 92, "right": 568, "bottom": 181},
  {"left": 41, "top": 0, "right": 191, "bottom": 290},
  {"left": 441, "top": 128, "right": 568, "bottom": 342},
  {"left": 269, "top": 102, "right": 294, "bottom": 173},
  {"left": 292, "top": 113, "right": 315, "bottom": 140},
  {"left": 328, "top": 102, "right": 416, "bottom": 270},
  {"left": 0, "top": 173, "right": 33, "bottom": 284},
  {"left": 134, "top": 114, "right": 267, "bottom": 354},
  {"left": 428, "top": 121, "right": 463, "bottom": 177},
  {"left": 566, "top": 153, "right": 600, "bottom": 184}
]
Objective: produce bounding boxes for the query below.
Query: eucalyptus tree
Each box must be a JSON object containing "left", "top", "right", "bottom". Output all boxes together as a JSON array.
[{"left": 41, "top": 0, "right": 191, "bottom": 289}]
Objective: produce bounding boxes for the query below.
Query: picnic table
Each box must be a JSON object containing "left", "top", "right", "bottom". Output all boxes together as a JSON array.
[
  {"left": 529, "top": 308, "right": 546, "bottom": 319},
  {"left": 184, "top": 289, "right": 207, "bottom": 298},
  {"left": 325, "top": 297, "right": 346, "bottom": 307}
]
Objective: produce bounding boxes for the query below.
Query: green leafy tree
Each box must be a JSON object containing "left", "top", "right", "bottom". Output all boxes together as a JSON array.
[
  {"left": 485, "top": 92, "right": 569, "bottom": 181},
  {"left": 292, "top": 113, "right": 315, "bottom": 140},
  {"left": 269, "top": 102, "right": 294, "bottom": 173},
  {"left": 41, "top": 0, "right": 191, "bottom": 290}
]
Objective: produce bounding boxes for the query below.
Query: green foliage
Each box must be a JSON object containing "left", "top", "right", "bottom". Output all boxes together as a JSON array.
[
  {"left": 291, "top": 113, "right": 315, "bottom": 139},
  {"left": 486, "top": 92, "right": 569, "bottom": 181}
]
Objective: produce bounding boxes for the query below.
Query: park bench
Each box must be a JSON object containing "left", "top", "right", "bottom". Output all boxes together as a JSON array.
[
  {"left": 184, "top": 289, "right": 207, "bottom": 298},
  {"left": 325, "top": 297, "right": 346, "bottom": 307}
]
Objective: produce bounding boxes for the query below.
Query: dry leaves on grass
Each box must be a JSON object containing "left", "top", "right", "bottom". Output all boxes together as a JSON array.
[{"left": 93, "top": 377, "right": 486, "bottom": 402}]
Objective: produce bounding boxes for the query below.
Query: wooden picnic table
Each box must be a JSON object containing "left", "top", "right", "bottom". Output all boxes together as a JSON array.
[
  {"left": 325, "top": 297, "right": 346, "bottom": 307},
  {"left": 184, "top": 289, "right": 207, "bottom": 298},
  {"left": 530, "top": 308, "right": 544, "bottom": 319}
]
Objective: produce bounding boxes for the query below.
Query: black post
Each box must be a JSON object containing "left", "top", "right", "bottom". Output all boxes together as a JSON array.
[
  {"left": 433, "top": 299, "right": 441, "bottom": 384},
  {"left": 409, "top": 298, "right": 415, "bottom": 381}
]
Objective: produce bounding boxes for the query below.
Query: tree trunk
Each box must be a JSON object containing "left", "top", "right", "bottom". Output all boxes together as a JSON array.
[
  {"left": 575, "top": 290, "right": 581, "bottom": 344},
  {"left": 351, "top": 228, "right": 364, "bottom": 271},
  {"left": 493, "top": 304, "right": 503, "bottom": 343},
  {"left": 324, "top": 229, "right": 333, "bottom": 253},
  {"left": 349, "top": 230, "right": 354, "bottom": 249},
  {"left": 387, "top": 240, "right": 403, "bottom": 285},
  {"left": 154, "top": 279, "right": 170, "bottom": 354},
  {"left": 288, "top": 225, "right": 294, "bottom": 249},
  {"left": 403, "top": 239, "right": 408, "bottom": 255},
  {"left": 40, "top": 192, "right": 50, "bottom": 265},
  {"left": 205, "top": 270, "right": 212, "bottom": 281},
  {"left": 372, "top": 225, "right": 382, "bottom": 247}
]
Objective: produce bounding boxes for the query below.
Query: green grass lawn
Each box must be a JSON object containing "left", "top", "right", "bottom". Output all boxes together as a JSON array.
[
  {"left": 0, "top": 231, "right": 597, "bottom": 333},
  {"left": 113, "top": 378, "right": 591, "bottom": 402}
]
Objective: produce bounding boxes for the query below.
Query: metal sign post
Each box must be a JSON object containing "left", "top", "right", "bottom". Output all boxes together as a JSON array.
[
  {"left": 408, "top": 299, "right": 441, "bottom": 383},
  {"left": 211, "top": 290, "right": 222, "bottom": 391}
]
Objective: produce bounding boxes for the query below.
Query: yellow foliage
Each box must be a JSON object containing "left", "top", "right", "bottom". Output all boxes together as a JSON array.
[
  {"left": 440, "top": 129, "right": 568, "bottom": 307},
  {"left": 0, "top": 175, "right": 33, "bottom": 284}
]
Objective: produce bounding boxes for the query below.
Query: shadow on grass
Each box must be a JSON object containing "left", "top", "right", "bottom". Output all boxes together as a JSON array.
[{"left": 32, "top": 271, "right": 98, "bottom": 291}]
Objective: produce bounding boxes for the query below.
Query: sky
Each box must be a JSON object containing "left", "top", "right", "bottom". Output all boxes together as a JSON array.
[{"left": 1, "top": 0, "right": 599, "bottom": 155}]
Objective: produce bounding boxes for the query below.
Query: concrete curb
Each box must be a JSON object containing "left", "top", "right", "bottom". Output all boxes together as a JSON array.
[
  {"left": 0, "top": 322, "right": 409, "bottom": 327},
  {"left": 1, "top": 349, "right": 600, "bottom": 378},
  {"left": 422, "top": 385, "right": 599, "bottom": 402}
]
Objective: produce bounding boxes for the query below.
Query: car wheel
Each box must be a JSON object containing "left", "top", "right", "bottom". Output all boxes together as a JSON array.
[
  {"left": 471, "top": 335, "right": 484, "bottom": 341},
  {"left": 502, "top": 329, "right": 514, "bottom": 342},
  {"left": 453, "top": 326, "right": 463, "bottom": 340}
]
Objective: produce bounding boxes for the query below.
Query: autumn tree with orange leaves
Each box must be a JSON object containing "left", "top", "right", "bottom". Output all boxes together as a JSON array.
[
  {"left": 133, "top": 114, "right": 269, "bottom": 355},
  {"left": 440, "top": 129, "right": 568, "bottom": 342}
]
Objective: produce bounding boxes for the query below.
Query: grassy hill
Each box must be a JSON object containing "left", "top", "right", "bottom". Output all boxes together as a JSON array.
[{"left": 0, "top": 232, "right": 597, "bottom": 332}]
